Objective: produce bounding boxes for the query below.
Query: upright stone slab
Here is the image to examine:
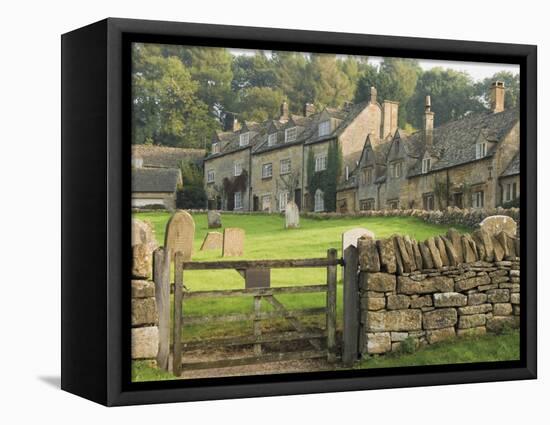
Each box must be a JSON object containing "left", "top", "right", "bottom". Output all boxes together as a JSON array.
[
  {"left": 480, "top": 215, "right": 517, "bottom": 237},
  {"left": 285, "top": 201, "right": 300, "bottom": 228},
  {"left": 164, "top": 210, "right": 195, "bottom": 261},
  {"left": 207, "top": 210, "right": 222, "bottom": 229},
  {"left": 377, "top": 238, "right": 397, "bottom": 273},
  {"left": 223, "top": 227, "right": 245, "bottom": 257},
  {"left": 343, "top": 227, "right": 374, "bottom": 253},
  {"left": 132, "top": 218, "right": 159, "bottom": 253},
  {"left": 200, "top": 231, "right": 223, "bottom": 251}
]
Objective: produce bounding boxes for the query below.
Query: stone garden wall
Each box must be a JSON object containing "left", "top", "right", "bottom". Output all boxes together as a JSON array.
[{"left": 357, "top": 227, "right": 520, "bottom": 355}]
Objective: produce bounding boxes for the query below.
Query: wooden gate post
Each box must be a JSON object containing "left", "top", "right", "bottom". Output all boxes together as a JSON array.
[
  {"left": 153, "top": 247, "right": 171, "bottom": 371},
  {"left": 342, "top": 245, "right": 360, "bottom": 366},
  {"left": 172, "top": 252, "right": 184, "bottom": 376},
  {"left": 326, "top": 248, "right": 338, "bottom": 363}
]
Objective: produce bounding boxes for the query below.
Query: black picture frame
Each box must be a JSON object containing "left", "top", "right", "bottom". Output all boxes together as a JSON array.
[{"left": 61, "top": 17, "right": 537, "bottom": 406}]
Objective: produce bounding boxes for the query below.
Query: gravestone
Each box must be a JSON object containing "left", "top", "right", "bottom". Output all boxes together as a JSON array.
[
  {"left": 222, "top": 227, "right": 245, "bottom": 257},
  {"left": 132, "top": 243, "right": 152, "bottom": 279},
  {"left": 200, "top": 231, "right": 223, "bottom": 251},
  {"left": 342, "top": 228, "right": 375, "bottom": 254},
  {"left": 285, "top": 201, "right": 300, "bottom": 228},
  {"left": 479, "top": 215, "right": 517, "bottom": 237},
  {"left": 132, "top": 218, "right": 159, "bottom": 253},
  {"left": 207, "top": 210, "right": 222, "bottom": 229},
  {"left": 245, "top": 268, "right": 271, "bottom": 288},
  {"left": 164, "top": 210, "right": 195, "bottom": 260}
]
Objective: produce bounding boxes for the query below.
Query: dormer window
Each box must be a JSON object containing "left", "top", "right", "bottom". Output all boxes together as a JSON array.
[
  {"left": 285, "top": 127, "right": 297, "bottom": 143},
  {"left": 239, "top": 132, "right": 250, "bottom": 147},
  {"left": 212, "top": 143, "right": 220, "bottom": 154},
  {"left": 476, "top": 142, "right": 487, "bottom": 159},
  {"left": 422, "top": 157, "right": 431, "bottom": 174},
  {"left": 268, "top": 133, "right": 277, "bottom": 146},
  {"left": 318, "top": 120, "right": 330, "bottom": 137}
]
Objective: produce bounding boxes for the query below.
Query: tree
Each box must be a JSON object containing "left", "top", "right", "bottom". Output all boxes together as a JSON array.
[
  {"left": 231, "top": 52, "right": 278, "bottom": 91},
  {"left": 132, "top": 44, "right": 218, "bottom": 147},
  {"left": 310, "top": 54, "right": 354, "bottom": 108},
  {"left": 236, "top": 87, "right": 285, "bottom": 122},
  {"left": 407, "top": 67, "right": 484, "bottom": 128},
  {"left": 476, "top": 71, "right": 520, "bottom": 111},
  {"left": 272, "top": 51, "right": 314, "bottom": 114}
]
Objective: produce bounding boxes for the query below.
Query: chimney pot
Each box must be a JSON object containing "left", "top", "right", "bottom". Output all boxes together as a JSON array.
[
  {"left": 280, "top": 101, "right": 289, "bottom": 122},
  {"left": 424, "top": 95, "right": 435, "bottom": 148},
  {"left": 303, "top": 103, "right": 315, "bottom": 117},
  {"left": 370, "top": 86, "right": 377, "bottom": 104},
  {"left": 490, "top": 81, "right": 505, "bottom": 113}
]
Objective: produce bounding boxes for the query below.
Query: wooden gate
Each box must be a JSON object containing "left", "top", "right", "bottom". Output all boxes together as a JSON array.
[{"left": 170, "top": 249, "right": 342, "bottom": 376}]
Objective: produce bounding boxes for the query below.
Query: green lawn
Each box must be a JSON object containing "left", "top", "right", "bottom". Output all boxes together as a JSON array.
[
  {"left": 133, "top": 212, "right": 470, "bottom": 341},
  {"left": 131, "top": 330, "right": 520, "bottom": 382}
]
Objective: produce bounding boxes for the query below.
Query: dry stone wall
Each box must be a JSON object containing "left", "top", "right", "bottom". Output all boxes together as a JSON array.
[
  {"left": 357, "top": 227, "right": 520, "bottom": 355},
  {"left": 131, "top": 279, "right": 159, "bottom": 359}
]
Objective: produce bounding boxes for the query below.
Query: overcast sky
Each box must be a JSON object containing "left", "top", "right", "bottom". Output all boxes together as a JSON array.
[{"left": 229, "top": 48, "right": 519, "bottom": 82}]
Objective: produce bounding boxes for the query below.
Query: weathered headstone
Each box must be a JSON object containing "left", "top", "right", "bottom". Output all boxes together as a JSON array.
[
  {"left": 285, "top": 201, "right": 300, "bottom": 228},
  {"left": 132, "top": 243, "right": 152, "bottom": 279},
  {"left": 200, "top": 231, "right": 223, "bottom": 251},
  {"left": 479, "top": 215, "right": 517, "bottom": 237},
  {"left": 342, "top": 228, "right": 375, "bottom": 254},
  {"left": 245, "top": 268, "right": 271, "bottom": 288},
  {"left": 132, "top": 218, "right": 159, "bottom": 253},
  {"left": 222, "top": 227, "right": 245, "bottom": 257},
  {"left": 164, "top": 210, "right": 195, "bottom": 260},
  {"left": 207, "top": 210, "right": 222, "bottom": 229}
]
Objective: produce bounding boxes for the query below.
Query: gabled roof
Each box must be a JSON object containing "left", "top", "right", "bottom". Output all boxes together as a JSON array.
[
  {"left": 501, "top": 152, "right": 520, "bottom": 177},
  {"left": 132, "top": 168, "right": 180, "bottom": 193},
  {"left": 407, "top": 108, "right": 519, "bottom": 177},
  {"left": 131, "top": 145, "right": 205, "bottom": 168}
]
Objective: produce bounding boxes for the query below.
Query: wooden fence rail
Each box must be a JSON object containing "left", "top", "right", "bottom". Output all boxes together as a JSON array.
[{"left": 171, "top": 248, "right": 340, "bottom": 377}]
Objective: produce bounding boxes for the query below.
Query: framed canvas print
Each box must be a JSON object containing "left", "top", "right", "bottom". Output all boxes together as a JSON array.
[{"left": 61, "top": 18, "right": 537, "bottom": 406}]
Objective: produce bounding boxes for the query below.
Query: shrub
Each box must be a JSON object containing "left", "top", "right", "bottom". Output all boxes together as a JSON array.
[
  {"left": 177, "top": 186, "right": 207, "bottom": 209},
  {"left": 399, "top": 337, "right": 417, "bottom": 355}
]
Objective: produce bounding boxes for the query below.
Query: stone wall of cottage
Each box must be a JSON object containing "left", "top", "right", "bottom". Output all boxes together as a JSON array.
[{"left": 357, "top": 228, "right": 520, "bottom": 355}]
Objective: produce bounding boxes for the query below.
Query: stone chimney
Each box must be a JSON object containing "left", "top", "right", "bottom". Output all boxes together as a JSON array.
[
  {"left": 369, "top": 86, "right": 378, "bottom": 104},
  {"left": 223, "top": 112, "right": 239, "bottom": 132},
  {"left": 382, "top": 100, "right": 399, "bottom": 139},
  {"left": 490, "top": 81, "right": 505, "bottom": 113},
  {"left": 303, "top": 103, "right": 315, "bottom": 117},
  {"left": 424, "top": 95, "right": 434, "bottom": 148},
  {"left": 280, "top": 101, "right": 289, "bottom": 122}
]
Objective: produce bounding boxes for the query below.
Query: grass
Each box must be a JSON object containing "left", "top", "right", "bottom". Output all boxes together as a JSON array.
[
  {"left": 357, "top": 330, "right": 520, "bottom": 369},
  {"left": 131, "top": 330, "right": 520, "bottom": 381},
  {"left": 133, "top": 212, "right": 470, "bottom": 342}
]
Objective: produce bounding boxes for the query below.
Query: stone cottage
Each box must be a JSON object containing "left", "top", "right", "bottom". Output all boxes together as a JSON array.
[
  {"left": 338, "top": 81, "right": 520, "bottom": 211},
  {"left": 204, "top": 88, "right": 399, "bottom": 212}
]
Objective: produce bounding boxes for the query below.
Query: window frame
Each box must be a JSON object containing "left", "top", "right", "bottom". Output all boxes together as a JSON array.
[
  {"left": 279, "top": 191, "right": 289, "bottom": 211},
  {"left": 280, "top": 158, "right": 291, "bottom": 175},
  {"left": 212, "top": 142, "right": 220, "bottom": 154},
  {"left": 262, "top": 162, "right": 273, "bottom": 179},
  {"left": 314, "top": 154, "right": 328, "bottom": 172},
  {"left": 206, "top": 169, "right": 215, "bottom": 183},
  {"left": 318, "top": 120, "right": 331, "bottom": 137},
  {"left": 476, "top": 142, "right": 488, "bottom": 159},
  {"left": 239, "top": 132, "right": 250, "bottom": 147},
  {"left": 472, "top": 190, "right": 485, "bottom": 208},
  {"left": 234, "top": 161, "right": 243, "bottom": 176},
  {"left": 267, "top": 132, "right": 277, "bottom": 146},
  {"left": 234, "top": 192, "right": 243, "bottom": 210},
  {"left": 285, "top": 127, "right": 297, "bottom": 143},
  {"left": 422, "top": 157, "right": 431, "bottom": 174}
]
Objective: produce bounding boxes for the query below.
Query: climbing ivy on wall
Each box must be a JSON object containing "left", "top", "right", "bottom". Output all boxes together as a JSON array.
[{"left": 306, "top": 140, "right": 342, "bottom": 212}]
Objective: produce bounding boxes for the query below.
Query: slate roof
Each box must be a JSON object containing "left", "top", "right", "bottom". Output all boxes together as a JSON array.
[
  {"left": 407, "top": 108, "right": 519, "bottom": 177},
  {"left": 132, "top": 168, "right": 180, "bottom": 193},
  {"left": 132, "top": 145, "right": 205, "bottom": 168},
  {"left": 205, "top": 101, "right": 372, "bottom": 160},
  {"left": 501, "top": 152, "right": 520, "bottom": 177}
]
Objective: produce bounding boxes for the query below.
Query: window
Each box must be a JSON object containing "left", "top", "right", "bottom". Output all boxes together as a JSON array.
[
  {"left": 234, "top": 192, "right": 243, "bottom": 210},
  {"left": 268, "top": 133, "right": 277, "bottom": 146},
  {"left": 212, "top": 143, "right": 220, "bottom": 154},
  {"left": 262, "top": 163, "right": 272, "bottom": 179},
  {"left": 279, "top": 191, "right": 289, "bottom": 211},
  {"left": 362, "top": 168, "right": 373, "bottom": 185},
  {"left": 472, "top": 191, "right": 484, "bottom": 208},
  {"left": 422, "top": 158, "right": 431, "bottom": 174},
  {"left": 206, "top": 169, "right": 215, "bottom": 183},
  {"left": 390, "top": 162, "right": 402, "bottom": 179},
  {"left": 360, "top": 199, "right": 375, "bottom": 211},
  {"left": 280, "top": 158, "right": 291, "bottom": 175},
  {"left": 504, "top": 183, "right": 518, "bottom": 202},
  {"left": 261, "top": 194, "right": 271, "bottom": 212},
  {"left": 234, "top": 162, "right": 242, "bottom": 176},
  {"left": 314, "top": 189, "right": 324, "bottom": 212},
  {"left": 318, "top": 120, "right": 331, "bottom": 137},
  {"left": 239, "top": 132, "right": 249, "bottom": 147},
  {"left": 285, "top": 127, "right": 297, "bottom": 143},
  {"left": 423, "top": 193, "right": 435, "bottom": 211},
  {"left": 315, "top": 154, "right": 328, "bottom": 172},
  {"left": 476, "top": 142, "right": 488, "bottom": 159},
  {"left": 388, "top": 200, "right": 399, "bottom": 210},
  {"left": 453, "top": 193, "right": 463, "bottom": 208}
]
